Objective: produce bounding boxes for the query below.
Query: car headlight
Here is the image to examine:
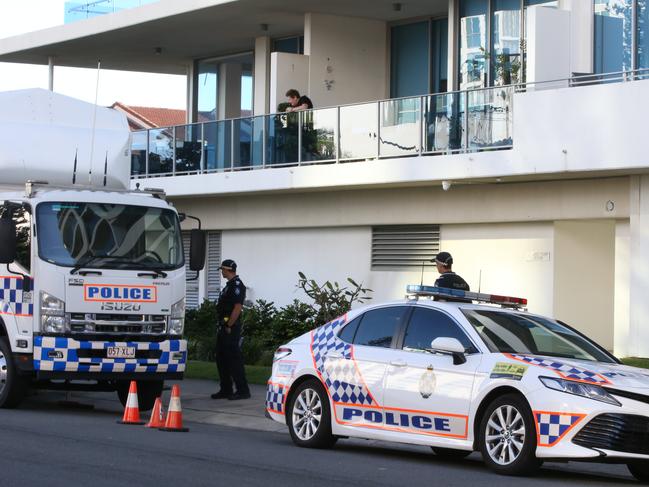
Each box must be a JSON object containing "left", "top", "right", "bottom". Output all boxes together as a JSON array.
[
  {"left": 539, "top": 376, "right": 621, "bottom": 406},
  {"left": 40, "top": 291, "right": 68, "bottom": 334},
  {"left": 168, "top": 298, "right": 185, "bottom": 335}
]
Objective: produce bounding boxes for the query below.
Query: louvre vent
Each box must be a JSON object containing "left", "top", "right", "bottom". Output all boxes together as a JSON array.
[
  {"left": 182, "top": 231, "right": 200, "bottom": 309},
  {"left": 206, "top": 231, "right": 222, "bottom": 302},
  {"left": 371, "top": 225, "right": 440, "bottom": 270}
]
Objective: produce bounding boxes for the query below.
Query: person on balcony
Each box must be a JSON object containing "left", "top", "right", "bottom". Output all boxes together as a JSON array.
[{"left": 284, "top": 89, "right": 313, "bottom": 112}]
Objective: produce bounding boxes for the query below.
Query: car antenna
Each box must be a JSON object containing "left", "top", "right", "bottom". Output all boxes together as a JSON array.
[
  {"left": 72, "top": 148, "right": 78, "bottom": 184},
  {"left": 420, "top": 260, "right": 425, "bottom": 286},
  {"left": 88, "top": 59, "right": 101, "bottom": 186},
  {"left": 478, "top": 269, "right": 482, "bottom": 293}
]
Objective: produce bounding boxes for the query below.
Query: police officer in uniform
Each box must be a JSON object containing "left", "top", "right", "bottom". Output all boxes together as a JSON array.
[
  {"left": 211, "top": 259, "right": 251, "bottom": 400},
  {"left": 432, "top": 251, "right": 470, "bottom": 302}
]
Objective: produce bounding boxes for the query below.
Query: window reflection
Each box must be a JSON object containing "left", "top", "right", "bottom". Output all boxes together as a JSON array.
[
  {"left": 594, "top": 0, "right": 633, "bottom": 73},
  {"left": 459, "top": 0, "right": 487, "bottom": 90}
]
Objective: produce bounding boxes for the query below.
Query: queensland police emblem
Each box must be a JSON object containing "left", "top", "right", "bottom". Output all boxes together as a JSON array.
[{"left": 419, "top": 366, "right": 436, "bottom": 399}]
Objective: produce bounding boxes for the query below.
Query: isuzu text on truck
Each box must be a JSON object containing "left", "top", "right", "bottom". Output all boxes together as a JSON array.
[{"left": 0, "top": 89, "right": 205, "bottom": 409}]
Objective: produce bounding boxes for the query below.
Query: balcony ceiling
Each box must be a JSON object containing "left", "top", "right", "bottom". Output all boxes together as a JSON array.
[{"left": 0, "top": 0, "right": 447, "bottom": 75}]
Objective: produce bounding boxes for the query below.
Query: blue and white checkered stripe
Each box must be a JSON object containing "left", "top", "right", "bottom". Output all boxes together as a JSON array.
[
  {"left": 507, "top": 354, "right": 611, "bottom": 385},
  {"left": 535, "top": 412, "right": 584, "bottom": 447},
  {"left": 33, "top": 336, "right": 187, "bottom": 373},
  {"left": 266, "top": 383, "right": 287, "bottom": 414},
  {"left": 0, "top": 276, "right": 33, "bottom": 316},
  {"left": 311, "top": 316, "right": 375, "bottom": 406}
]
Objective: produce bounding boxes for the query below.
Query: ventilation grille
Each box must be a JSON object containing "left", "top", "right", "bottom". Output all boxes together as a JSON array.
[
  {"left": 371, "top": 225, "right": 440, "bottom": 270},
  {"left": 206, "top": 231, "right": 222, "bottom": 302},
  {"left": 182, "top": 231, "right": 200, "bottom": 309}
]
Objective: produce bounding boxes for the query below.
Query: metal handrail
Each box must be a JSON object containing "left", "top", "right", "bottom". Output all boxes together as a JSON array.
[{"left": 130, "top": 68, "right": 648, "bottom": 179}]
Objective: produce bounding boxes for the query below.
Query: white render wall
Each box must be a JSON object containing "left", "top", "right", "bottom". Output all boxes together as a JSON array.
[
  {"left": 221, "top": 222, "right": 555, "bottom": 317},
  {"left": 304, "top": 13, "right": 388, "bottom": 108}
]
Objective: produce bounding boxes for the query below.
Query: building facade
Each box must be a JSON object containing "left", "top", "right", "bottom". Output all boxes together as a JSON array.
[{"left": 1, "top": 0, "right": 648, "bottom": 357}]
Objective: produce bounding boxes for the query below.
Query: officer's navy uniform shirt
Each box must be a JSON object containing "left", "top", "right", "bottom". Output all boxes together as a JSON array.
[
  {"left": 434, "top": 272, "right": 470, "bottom": 291},
  {"left": 217, "top": 276, "right": 246, "bottom": 325}
]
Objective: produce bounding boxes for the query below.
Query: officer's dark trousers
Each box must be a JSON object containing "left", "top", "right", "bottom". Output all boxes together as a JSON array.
[{"left": 215, "top": 324, "right": 250, "bottom": 395}]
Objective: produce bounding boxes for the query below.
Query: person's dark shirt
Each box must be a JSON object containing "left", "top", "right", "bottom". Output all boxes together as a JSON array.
[
  {"left": 298, "top": 95, "right": 313, "bottom": 109},
  {"left": 216, "top": 275, "right": 246, "bottom": 324},
  {"left": 434, "top": 272, "right": 470, "bottom": 303}
]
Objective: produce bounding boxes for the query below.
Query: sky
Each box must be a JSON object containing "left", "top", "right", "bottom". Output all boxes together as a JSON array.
[{"left": 0, "top": 0, "right": 187, "bottom": 109}]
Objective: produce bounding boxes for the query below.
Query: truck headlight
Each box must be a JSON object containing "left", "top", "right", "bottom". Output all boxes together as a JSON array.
[
  {"left": 539, "top": 376, "right": 621, "bottom": 406},
  {"left": 40, "top": 291, "right": 68, "bottom": 334},
  {"left": 168, "top": 298, "right": 185, "bottom": 335}
]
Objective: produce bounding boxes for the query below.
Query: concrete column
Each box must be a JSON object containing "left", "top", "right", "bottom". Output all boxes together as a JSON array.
[
  {"left": 253, "top": 36, "right": 271, "bottom": 116},
  {"left": 446, "top": 0, "right": 458, "bottom": 92},
  {"left": 560, "top": 0, "right": 594, "bottom": 75},
  {"left": 48, "top": 56, "right": 55, "bottom": 91},
  {"left": 186, "top": 62, "right": 195, "bottom": 123},
  {"left": 217, "top": 62, "right": 243, "bottom": 120},
  {"left": 629, "top": 176, "right": 649, "bottom": 357}
]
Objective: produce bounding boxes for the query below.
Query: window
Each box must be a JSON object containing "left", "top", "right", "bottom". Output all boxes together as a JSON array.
[
  {"left": 272, "top": 36, "right": 304, "bottom": 54},
  {"left": 459, "top": 0, "right": 487, "bottom": 90},
  {"left": 339, "top": 316, "right": 362, "bottom": 343},
  {"left": 371, "top": 225, "right": 440, "bottom": 270},
  {"left": 1, "top": 204, "right": 31, "bottom": 272},
  {"left": 403, "top": 307, "right": 478, "bottom": 353},
  {"left": 461, "top": 309, "right": 616, "bottom": 363},
  {"left": 594, "top": 0, "right": 633, "bottom": 73},
  {"left": 353, "top": 306, "right": 409, "bottom": 348}
]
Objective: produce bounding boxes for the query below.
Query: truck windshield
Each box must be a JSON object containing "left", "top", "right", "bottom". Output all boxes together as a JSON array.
[
  {"left": 36, "top": 202, "right": 184, "bottom": 270},
  {"left": 461, "top": 309, "right": 617, "bottom": 364}
]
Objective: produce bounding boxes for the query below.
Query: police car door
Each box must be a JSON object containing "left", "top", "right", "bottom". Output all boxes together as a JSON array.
[
  {"left": 382, "top": 306, "right": 481, "bottom": 443},
  {"left": 330, "top": 306, "right": 409, "bottom": 432}
]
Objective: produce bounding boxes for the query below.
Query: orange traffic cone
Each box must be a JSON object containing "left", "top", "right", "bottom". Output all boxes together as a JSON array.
[
  {"left": 159, "top": 384, "right": 188, "bottom": 432},
  {"left": 117, "top": 381, "right": 146, "bottom": 425},
  {"left": 145, "top": 397, "right": 166, "bottom": 428}
]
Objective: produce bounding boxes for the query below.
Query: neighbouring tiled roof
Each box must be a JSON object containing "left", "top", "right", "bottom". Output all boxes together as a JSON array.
[{"left": 111, "top": 102, "right": 186, "bottom": 130}]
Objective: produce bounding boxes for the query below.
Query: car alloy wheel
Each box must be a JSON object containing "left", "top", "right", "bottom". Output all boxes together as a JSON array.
[
  {"left": 0, "top": 349, "right": 7, "bottom": 397},
  {"left": 485, "top": 404, "right": 526, "bottom": 466},
  {"left": 292, "top": 387, "right": 323, "bottom": 441}
]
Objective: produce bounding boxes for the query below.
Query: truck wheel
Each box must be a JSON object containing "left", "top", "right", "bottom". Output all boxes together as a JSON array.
[
  {"left": 287, "top": 379, "right": 337, "bottom": 449},
  {"left": 431, "top": 447, "right": 472, "bottom": 460},
  {"left": 116, "top": 380, "right": 163, "bottom": 411},
  {"left": 628, "top": 461, "right": 649, "bottom": 483},
  {"left": 478, "top": 393, "right": 541, "bottom": 476},
  {"left": 0, "top": 338, "right": 27, "bottom": 408}
]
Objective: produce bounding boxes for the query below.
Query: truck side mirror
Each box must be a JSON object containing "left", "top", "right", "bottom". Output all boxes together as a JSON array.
[
  {"left": 189, "top": 229, "right": 206, "bottom": 272},
  {"left": 0, "top": 217, "right": 17, "bottom": 264}
]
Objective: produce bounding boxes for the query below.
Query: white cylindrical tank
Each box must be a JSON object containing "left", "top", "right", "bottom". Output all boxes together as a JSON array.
[{"left": 0, "top": 88, "right": 131, "bottom": 190}]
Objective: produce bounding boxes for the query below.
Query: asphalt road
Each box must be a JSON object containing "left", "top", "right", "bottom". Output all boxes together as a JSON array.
[{"left": 0, "top": 395, "right": 640, "bottom": 487}]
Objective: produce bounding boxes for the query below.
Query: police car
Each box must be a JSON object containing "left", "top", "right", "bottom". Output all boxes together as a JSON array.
[{"left": 265, "top": 285, "right": 649, "bottom": 481}]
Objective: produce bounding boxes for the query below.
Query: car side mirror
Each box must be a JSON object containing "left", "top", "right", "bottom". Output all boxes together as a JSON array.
[
  {"left": 0, "top": 217, "right": 17, "bottom": 264},
  {"left": 431, "top": 337, "right": 467, "bottom": 365},
  {"left": 189, "top": 229, "right": 206, "bottom": 272}
]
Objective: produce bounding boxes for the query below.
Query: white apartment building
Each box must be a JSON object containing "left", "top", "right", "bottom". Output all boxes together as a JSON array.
[{"left": 1, "top": 0, "right": 648, "bottom": 357}]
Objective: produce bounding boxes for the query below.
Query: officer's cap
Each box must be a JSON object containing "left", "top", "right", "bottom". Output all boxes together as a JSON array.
[
  {"left": 432, "top": 251, "right": 453, "bottom": 266},
  {"left": 220, "top": 259, "right": 237, "bottom": 271}
]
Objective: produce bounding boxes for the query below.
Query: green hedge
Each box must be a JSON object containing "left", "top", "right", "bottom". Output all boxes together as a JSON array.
[{"left": 184, "top": 273, "right": 372, "bottom": 366}]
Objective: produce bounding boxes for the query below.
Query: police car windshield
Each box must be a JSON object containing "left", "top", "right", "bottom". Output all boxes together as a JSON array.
[
  {"left": 36, "top": 202, "right": 183, "bottom": 270},
  {"left": 461, "top": 309, "right": 616, "bottom": 364}
]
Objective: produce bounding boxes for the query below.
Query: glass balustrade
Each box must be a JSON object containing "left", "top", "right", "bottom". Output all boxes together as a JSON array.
[
  {"left": 174, "top": 124, "right": 202, "bottom": 173},
  {"left": 339, "top": 103, "right": 378, "bottom": 161},
  {"left": 424, "top": 92, "right": 465, "bottom": 153},
  {"left": 131, "top": 83, "right": 521, "bottom": 178},
  {"left": 379, "top": 98, "right": 422, "bottom": 157}
]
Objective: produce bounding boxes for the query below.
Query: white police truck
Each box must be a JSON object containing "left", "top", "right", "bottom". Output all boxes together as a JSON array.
[{"left": 0, "top": 89, "right": 205, "bottom": 410}]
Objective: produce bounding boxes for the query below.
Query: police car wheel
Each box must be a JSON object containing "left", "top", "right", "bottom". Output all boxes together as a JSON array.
[
  {"left": 628, "top": 461, "right": 649, "bottom": 483},
  {"left": 431, "top": 447, "right": 472, "bottom": 460},
  {"left": 116, "top": 380, "right": 163, "bottom": 411},
  {"left": 287, "top": 379, "right": 336, "bottom": 449},
  {"left": 0, "top": 338, "right": 27, "bottom": 408},
  {"left": 478, "top": 393, "right": 541, "bottom": 476}
]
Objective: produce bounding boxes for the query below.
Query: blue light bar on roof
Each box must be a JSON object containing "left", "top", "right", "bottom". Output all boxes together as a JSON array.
[{"left": 406, "top": 285, "right": 528, "bottom": 308}]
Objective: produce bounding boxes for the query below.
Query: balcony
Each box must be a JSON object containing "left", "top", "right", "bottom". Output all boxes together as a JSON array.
[{"left": 130, "top": 69, "right": 649, "bottom": 195}]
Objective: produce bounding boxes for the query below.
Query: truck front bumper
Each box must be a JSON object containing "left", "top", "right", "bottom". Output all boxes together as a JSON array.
[{"left": 32, "top": 336, "right": 187, "bottom": 380}]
